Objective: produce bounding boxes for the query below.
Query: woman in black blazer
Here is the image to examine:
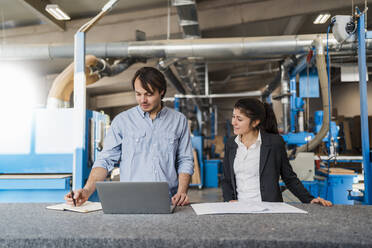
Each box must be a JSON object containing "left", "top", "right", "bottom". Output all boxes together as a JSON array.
[{"left": 221, "top": 98, "right": 332, "bottom": 206}]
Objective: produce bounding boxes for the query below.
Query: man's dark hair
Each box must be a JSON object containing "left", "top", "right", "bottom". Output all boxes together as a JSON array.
[{"left": 131, "top": 67, "right": 167, "bottom": 99}]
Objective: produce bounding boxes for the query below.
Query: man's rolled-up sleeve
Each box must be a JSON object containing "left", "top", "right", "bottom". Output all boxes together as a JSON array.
[
  {"left": 92, "top": 118, "right": 122, "bottom": 173},
  {"left": 176, "top": 116, "right": 194, "bottom": 175}
]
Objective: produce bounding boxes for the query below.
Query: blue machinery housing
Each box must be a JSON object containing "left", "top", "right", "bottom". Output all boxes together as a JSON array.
[{"left": 0, "top": 109, "right": 107, "bottom": 202}]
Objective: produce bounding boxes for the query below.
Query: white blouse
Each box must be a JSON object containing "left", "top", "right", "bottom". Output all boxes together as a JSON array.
[{"left": 233, "top": 132, "right": 262, "bottom": 202}]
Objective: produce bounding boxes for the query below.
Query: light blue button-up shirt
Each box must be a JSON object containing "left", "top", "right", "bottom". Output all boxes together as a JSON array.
[{"left": 93, "top": 105, "right": 194, "bottom": 195}]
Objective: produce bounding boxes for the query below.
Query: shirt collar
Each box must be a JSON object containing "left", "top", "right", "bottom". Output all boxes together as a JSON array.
[
  {"left": 235, "top": 130, "right": 262, "bottom": 147},
  {"left": 257, "top": 130, "right": 262, "bottom": 144},
  {"left": 157, "top": 106, "right": 168, "bottom": 120},
  {"left": 136, "top": 104, "right": 168, "bottom": 120},
  {"left": 136, "top": 105, "right": 146, "bottom": 118}
]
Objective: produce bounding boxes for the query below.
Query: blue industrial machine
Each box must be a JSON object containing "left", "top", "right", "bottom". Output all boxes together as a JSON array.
[
  {"left": 282, "top": 132, "right": 315, "bottom": 147},
  {"left": 313, "top": 110, "right": 339, "bottom": 150},
  {"left": 277, "top": 34, "right": 349, "bottom": 205},
  {"left": 282, "top": 8, "right": 372, "bottom": 205},
  {"left": 175, "top": 98, "right": 221, "bottom": 189},
  {"left": 0, "top": 109, "right": 108, "bottom": 202},
  {"left": 281, "top": 58, "right": 339, "bottom": 153},
  {"left": 204, "top": 106, "right": 222, "bottom": 188},
  {"left": 203, "top": 159, "right": 221, "bottom": 188},
  {"left": 282, "top": 173, "right": 358, "bottom": 205}
]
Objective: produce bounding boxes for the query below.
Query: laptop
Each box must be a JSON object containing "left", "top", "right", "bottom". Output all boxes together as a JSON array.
[{"left": 96, "top": 181, "right": 175, "bottom": 214}]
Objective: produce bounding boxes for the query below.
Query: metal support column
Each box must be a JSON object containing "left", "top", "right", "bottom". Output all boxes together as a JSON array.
[
  {"left": 73, "top": 32, "right": 86, "bottom": 190},
  {"left": 72, "top": 0, "right": 119, "bottom": 190},
  {"left": 357, "top": 11, "right": 372, "bottom": 204}
]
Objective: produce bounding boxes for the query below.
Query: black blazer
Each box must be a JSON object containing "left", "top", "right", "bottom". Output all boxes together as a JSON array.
[{"left": 221, "top": 131, "right": 314, "bottom": 203}]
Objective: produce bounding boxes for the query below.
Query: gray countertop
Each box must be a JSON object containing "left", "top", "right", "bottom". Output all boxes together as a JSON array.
[{"left": 1, "top": 203, "right": 371, "bottom": 248}]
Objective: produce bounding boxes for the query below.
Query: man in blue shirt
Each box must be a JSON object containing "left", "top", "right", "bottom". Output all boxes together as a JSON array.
[{"left": 65, "top": 67, "right": 194, "bottom": 206}]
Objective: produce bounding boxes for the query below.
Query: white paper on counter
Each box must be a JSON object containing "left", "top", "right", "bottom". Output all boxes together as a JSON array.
[{"left": 191, "top": 201, "right": 307, "bottom": 215}]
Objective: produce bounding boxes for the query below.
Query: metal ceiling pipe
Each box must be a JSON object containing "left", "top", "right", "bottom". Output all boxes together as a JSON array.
[
  {"left": 162, "top": 68, "right": 187, "bottom": 95},
  {"left": 205, "top": 63, "right": 209, "bottom": 96},
  {"left": 158, "top": 59, "right": 187, "bottom": 95},
  {"left": 125, "top": 38, "right": 311, "bottom": 59},
  {"left": 276, "top": 57, "right": 297, "bottom": 132},
  {"left": 173, "top": 61, "right": 198, "bottom": 93},
  {"left": 280, "top": 63, "right": 290, "bottom": 133},
  {"left": 94, "top": 57, "right": 141, "bottom": 78},
  {"left": 1, "top": 35, "right": 368, "bottom": 61},
  {"left": 261, "top": 67, "right": 282, "bottom": 100},
  {"left": 174, "top": 90, "right": 262, "bottom": 99},
  {"left": 173, "top": 61, "right": 203, "bottom": 109}
]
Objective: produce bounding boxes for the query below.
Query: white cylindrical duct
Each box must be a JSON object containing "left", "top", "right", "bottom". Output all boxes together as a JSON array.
[
  {"left": 46, "top": 97, "right": 67, "bottom": 109},
  {"left": 0, "top": 34, "right": 368, "bottom": 61},
  {"left": 280, "top": 64, "right": 290, "bottom": 133},
  {"left": 174, "top": 90, "right": 262, "bottom": 99},
  {"left": 298, "top": 111, "right": 304, "bottom": 132},
  {"left": 214, "top": 105, "right": 218, "bottom": 136},
  {"left": 205, "top": 63, "right": 209, "bottom": 96},
  {"left": 164, "top": 90, "right": 262, "bottom": 101}
]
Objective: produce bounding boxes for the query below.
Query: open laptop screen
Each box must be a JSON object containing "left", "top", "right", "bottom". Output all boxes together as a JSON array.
[{"left": 96, "top": 181, "right": 172, "bottom": 214}]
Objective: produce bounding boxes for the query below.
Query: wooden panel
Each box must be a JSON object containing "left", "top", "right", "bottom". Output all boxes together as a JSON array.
[{"left": 191, "top": 149, "right": 201, "bottom": 185}]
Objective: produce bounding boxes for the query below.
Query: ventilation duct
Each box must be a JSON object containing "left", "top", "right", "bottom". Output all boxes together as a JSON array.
[
  {"left": 47, "top": 55, "right": 140, "bottom": 108},
  {"left": 295, "top": 37, "right": 330, "bottom": 154},
  {"left": 47, "top": 55, "right": 100, "bottom": 108},
  {"left": 1, "top": 35, "right": 363, "bottom": 61}
]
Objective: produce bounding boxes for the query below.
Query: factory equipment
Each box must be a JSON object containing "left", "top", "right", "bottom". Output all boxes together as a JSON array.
[
  {"left": 281, "top": 8, "right": 372, "bottom": 205},
  {"left": 289, "top": 152, "right": 315, "bottom": 181},
  {"left": 332, "top": 15, "right": 356, "bottom": 44},
  {"left": 175, "top": 96, "right": 222, "bottom": 189},
  {"left": 0, "top": 109, "right": 108, "bottom": 202},
  {"left": 313, "top": 110, "right": 339, "bottom": 155},
  {"left": 277, "top": 17, "right": 353, "bottom": 204},
  {"left": 280, "top": 58, "right": 338, "bottom": 154}
]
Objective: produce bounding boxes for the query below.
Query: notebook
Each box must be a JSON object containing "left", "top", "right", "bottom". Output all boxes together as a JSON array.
[
  {"left": 46, "top": 201, "right": 102, "bottom": 213},
  {"left": 96, "top": 181, "right": 174, "bottom": 214}
]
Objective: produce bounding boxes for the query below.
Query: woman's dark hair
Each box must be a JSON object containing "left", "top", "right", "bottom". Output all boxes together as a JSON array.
[
  {"left": 234, "top": 98, "right": 279, "bottom": 134},
  {"left": 131, "top": 67, "right": 167, "bottom": 99}
]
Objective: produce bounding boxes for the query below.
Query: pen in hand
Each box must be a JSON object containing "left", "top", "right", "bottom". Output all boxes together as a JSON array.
[{"left": 71, "top": 189, "right": 76, "bottom": 207}]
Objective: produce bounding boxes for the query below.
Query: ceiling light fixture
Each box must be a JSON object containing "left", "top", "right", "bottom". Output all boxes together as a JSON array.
[
  {"left": 45, "top": 4, "right": 71, "bottom": 21},
  {"left": 313, "top": 13, "right": 331, "bottom": 24}
]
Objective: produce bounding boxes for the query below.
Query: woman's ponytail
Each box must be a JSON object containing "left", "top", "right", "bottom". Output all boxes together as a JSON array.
[{"left": 262, "top": 102, "right": 279, "bottom": 134}]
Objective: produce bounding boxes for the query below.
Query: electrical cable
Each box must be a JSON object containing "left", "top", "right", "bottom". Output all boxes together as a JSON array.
[{"left": 325, "top": 18, "right": 337, "bottom": 200}]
